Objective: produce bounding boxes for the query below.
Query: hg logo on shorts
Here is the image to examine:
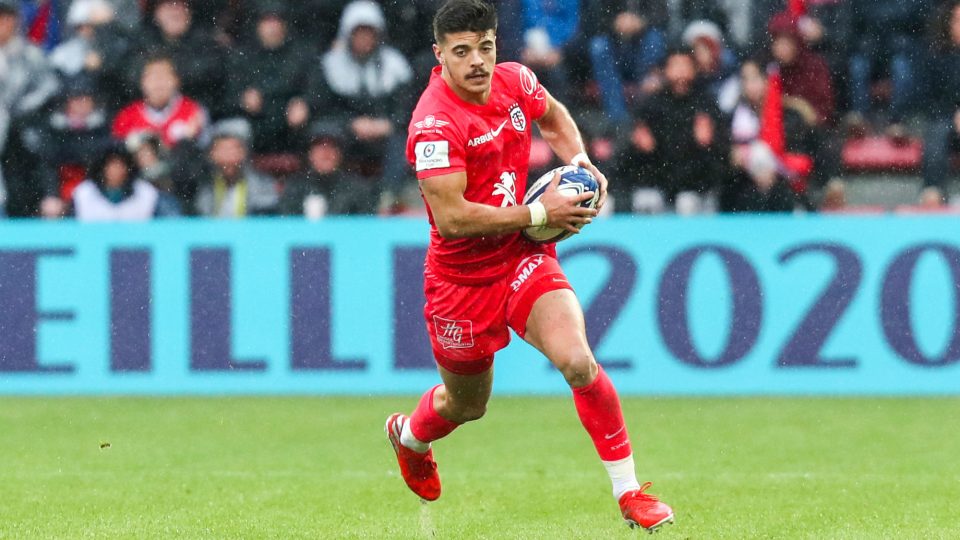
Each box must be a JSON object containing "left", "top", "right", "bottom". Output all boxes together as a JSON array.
[{"left": 433, "top": 316, "right": 475, "bottom": 350}]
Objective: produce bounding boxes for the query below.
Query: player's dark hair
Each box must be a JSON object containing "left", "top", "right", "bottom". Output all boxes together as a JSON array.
[{"left": 433, "top": 0, "right": 498, "bottom": 43}]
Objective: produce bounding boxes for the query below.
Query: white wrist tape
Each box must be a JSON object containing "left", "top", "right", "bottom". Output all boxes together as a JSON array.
[
  {"left": 528, "top": 201, "right": 547, "bottom": 227},
  {"left": 570, "top": 152, "right": 591, "bottom": 167}
]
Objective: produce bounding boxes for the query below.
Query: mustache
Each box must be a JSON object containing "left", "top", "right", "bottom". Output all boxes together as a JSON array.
[{"left": 467, "top": 70, "right": 489, "bottom": 77}]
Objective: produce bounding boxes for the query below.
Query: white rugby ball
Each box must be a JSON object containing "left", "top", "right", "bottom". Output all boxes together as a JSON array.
[{"left": 522, "top": 165, "right": 600, "bottom": 243}]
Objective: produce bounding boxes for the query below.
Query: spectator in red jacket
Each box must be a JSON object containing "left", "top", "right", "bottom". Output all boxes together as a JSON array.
[
  {"left": 112, "top": 55, "right": 208, "bottom": 148},
  {"left": 768, "top": 11, "right": 835, "bottom": 126}
]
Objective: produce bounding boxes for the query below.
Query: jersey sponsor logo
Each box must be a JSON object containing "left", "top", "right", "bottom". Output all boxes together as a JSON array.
[
  {"left": 467, "top": 119, "right": 508, "bottom": 147},
  {"left": 493, "top": 171, "right": 518, "bottom": 207},
  {"left": 433, "top": 316, "right": 475, "bottom": 350},
  {"left": 509, "top": 104, "right": 526, "bottom": 132},
  {"left": 415, "top": 140, "right": 451, "bottom": 171},
  {"left": 415, "top": 115, "right": 450, "bottom": 129},
  {"left": 519, "top": 66, "right": 545, "bottom": 100},
  {"left": 510, "top": 254, "right": 545, "bottom": 292}
]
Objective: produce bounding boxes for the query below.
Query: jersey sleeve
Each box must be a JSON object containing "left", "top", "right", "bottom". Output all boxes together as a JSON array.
[
  {"left": 406, "top": 111, "right": 467, "bottom": 180},
  {"left": 499, "top": 62, "right": 549, "bottom": 121}
]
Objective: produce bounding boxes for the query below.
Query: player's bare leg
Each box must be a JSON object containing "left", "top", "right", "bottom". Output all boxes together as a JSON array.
[
  {"left": 523, "top": 289, "right": 674, "bottom": 531},
  {"left": 386, "top": 364, "right": 494, "bottom": 501}
]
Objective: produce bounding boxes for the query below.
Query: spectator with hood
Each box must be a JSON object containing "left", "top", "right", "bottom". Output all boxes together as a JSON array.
[
  {"left": 667, "top": 0, "right": 783, "bottom": 55},
  {"left": 681, "top": 19, "right": 737, "bottom": 103},
  {"left": 0, "top": 0, "right": 61, "bottom": 217},
  {"left": 49, "top": 0, "right": 133, "bottom": 111},
  {"left": 227, "top": 1, "right": 310, "bottom": 153},
  {"left": 304, "top": 1, "right": 413, "bottom": 187},
  {"left": 768, "top": 11, "right": 835, "bottom": 126}
]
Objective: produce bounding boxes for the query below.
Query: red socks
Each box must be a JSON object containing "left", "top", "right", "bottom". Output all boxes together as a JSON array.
[
  {"left": 572, "top": 366, "right": 632, "bottom": 462},
  {"left": 407, "top": 369, "right": 629, "bottom": 462},
  {"left": 409, "top": 384, "right": 460, "bottom": 443}
]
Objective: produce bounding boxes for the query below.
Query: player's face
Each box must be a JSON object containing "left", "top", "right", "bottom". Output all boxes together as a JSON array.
[{"left": 434, "top": 30, "right": 497, "bottom": 100}]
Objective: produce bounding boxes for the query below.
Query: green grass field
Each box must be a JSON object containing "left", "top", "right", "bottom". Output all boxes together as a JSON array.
[{"left": 1, "top": 396, "right": 958, "bottom": 539}]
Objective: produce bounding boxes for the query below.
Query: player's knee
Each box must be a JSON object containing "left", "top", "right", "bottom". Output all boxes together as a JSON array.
[{"left": 555, "top": 351, "right": 598, "bottom": 388}]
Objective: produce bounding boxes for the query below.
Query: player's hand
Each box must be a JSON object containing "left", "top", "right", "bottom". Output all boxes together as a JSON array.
[
  {"left": 577, "top": 160, "right": 609, "bottom": 212},
  {"left": 540, "top": 171, "right": 598, "bottom": 234}
]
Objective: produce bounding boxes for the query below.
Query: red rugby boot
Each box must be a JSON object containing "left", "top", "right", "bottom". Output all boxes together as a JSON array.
[
  {"left": 618, "top": 482, "right": 674, "bottom": 532},
  {"left": 385, "top": 413, "right": 441, "bottom": 501}
]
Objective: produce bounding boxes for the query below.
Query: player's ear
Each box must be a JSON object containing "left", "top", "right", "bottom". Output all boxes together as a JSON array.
[{"left": 433, "top": 43, "right": 443, "bottom": 65}]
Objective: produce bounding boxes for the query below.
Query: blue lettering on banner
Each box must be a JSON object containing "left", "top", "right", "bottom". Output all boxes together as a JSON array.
[
  {"left": 0, "top": 217, "right": 958, "bottom": 395},
  {"left": 190, "top": 248, "right": 267, "bottom": 372},
  {"left": 560, "top": 246, "right": 636, "bottom": 370},
  {"left": 0, "top": 249, "right": 75, "bottom": 373},
  {"left": 110, "top": 249, "right": 152, "bottom": 372},
  {"left": 290, "top": 247, "right": 366, "bottom": 370}
]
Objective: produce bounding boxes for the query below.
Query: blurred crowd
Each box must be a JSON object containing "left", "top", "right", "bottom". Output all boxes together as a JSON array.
[{"left": 1, "top": 0, "right": 959, "bottom": 221}]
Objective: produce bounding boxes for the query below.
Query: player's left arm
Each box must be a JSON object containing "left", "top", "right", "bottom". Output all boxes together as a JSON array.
[{"left": 535, "top": 90, "right": 608, "bottom": 210}]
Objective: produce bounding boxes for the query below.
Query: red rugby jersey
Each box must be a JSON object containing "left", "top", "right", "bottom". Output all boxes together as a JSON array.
[{"left": 407, "top": 62, "right": 551, "bottom": 285}]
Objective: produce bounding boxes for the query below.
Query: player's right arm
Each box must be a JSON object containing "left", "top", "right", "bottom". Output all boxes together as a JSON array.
[{"left": 420, "top": 171, "right": 598, "bottom": 239}]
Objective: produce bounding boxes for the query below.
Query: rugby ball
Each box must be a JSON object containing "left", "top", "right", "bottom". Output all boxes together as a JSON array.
[{"left": 522, "top": 165, "right": 600, "bottom": 243}]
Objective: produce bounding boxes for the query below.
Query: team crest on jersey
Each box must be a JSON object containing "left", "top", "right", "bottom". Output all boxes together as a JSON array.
[
  {"left": 509, "top": 104, "right": 526, "bottom": 132},
  {"left": 415, "top": 115, "right": 450, "bottom": 129},
  {"left": 433, "top": 316, "right": 474, "bottom": 350}
]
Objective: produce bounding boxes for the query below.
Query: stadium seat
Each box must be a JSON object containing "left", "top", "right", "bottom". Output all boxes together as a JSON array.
[{"left": 842, "top": 136, "right": 922, "bottom": 173}]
